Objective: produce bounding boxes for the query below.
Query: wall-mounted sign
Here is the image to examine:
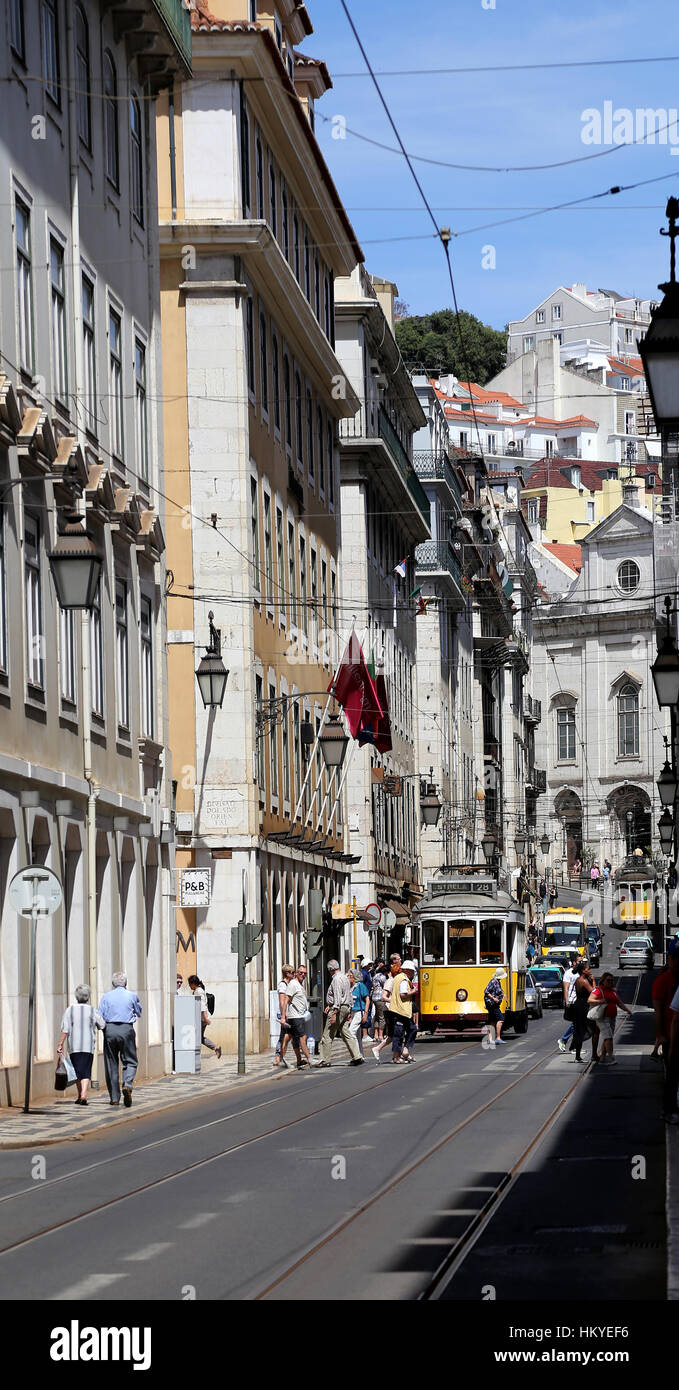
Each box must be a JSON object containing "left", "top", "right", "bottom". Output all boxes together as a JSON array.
[{"left": 181, "top": 867, "right": 211, "bottom": 907}]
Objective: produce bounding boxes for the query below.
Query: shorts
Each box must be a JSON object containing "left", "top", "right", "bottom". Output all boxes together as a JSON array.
[
  {"left": 373, "top": 1000, "right": 387, "bottom": 1029},
  {"left": 486, "top": 1005, "right": 503, "bottom": 1025},
  {"left": 69, "top": 1051, "right": 93, "bottom": 1080},
  {"left": 598, "top": 1016, "right": 615, "bottom": 1040},
  {"left": 287, "top": 1016, "right": 307, "bottom": 1042}
]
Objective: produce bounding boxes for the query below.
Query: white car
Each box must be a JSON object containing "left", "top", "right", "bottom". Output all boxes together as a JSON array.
[{"left": 618, "top": 936, "right": 654, "bottom": 970}]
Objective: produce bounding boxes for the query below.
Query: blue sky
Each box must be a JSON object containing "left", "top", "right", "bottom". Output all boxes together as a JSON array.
[{"left": 309, "top": 0, "right": 679, "bottom": 328}]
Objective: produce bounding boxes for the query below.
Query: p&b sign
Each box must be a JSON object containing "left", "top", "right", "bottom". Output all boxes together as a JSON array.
[{"left": 180, "top": 868, "right": 212, "bottom": 908}]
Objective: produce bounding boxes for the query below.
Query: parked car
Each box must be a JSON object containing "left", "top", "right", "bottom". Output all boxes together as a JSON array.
[
  {"left": 525, "top": 971, "right": 543, "bottom": 1020},
  {"left": 540, "top": 955, "right": 566, "bottom": 974},
  {"left": 618, "top": 936, "right": 654, "bottom": 970},
  {"left": 530, "top": 967, "right": 564, "bottom": 1008}
]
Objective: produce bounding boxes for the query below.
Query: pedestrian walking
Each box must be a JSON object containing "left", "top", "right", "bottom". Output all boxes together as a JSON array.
[
  {"left": 316, "top": 960, "right": 364, "bottom": 1067},
  {"left": 384, "top": 961, "right": 416, "bottom": 1063},
  {"left": 57, "top": 985, "right": 105, "bottom": 1106},
  {"left": 526, "top": 940, "right": 536, "bottom": 967},
  {"left": 358, "top": 957, "right": 374, "bottom": 1043},
  {"left": 548, "top": 885, "right": 558, "bottom": 910},
  {"left": 98, "top": 971, "right": 142, "bottom": 1107},
  {"left": 590, "top": 971, "right": 632, "bottom": 1065},
  {"left": 483, "top": 969, "right": 507, "bottom": 1047},
  {"left": 400, "top": 960, "right": 419, "bottom": 1062},
  {"left": 370, "top": 959, "right": 388, "bottom": 1044},
  {"left": 273, "top": 964, "right": 297, "bottom": 1069},
  {"left": 284, "top": 964, "right": 312, "bottom": 1069},
  {"left": 370, "top": 955, "right": 402, "bottom": 1062},
  {"left": 590, "top": 862, "right": 601, "bottom": 891},
  {"left": 603, "top": 859, "right": 612, "bottom": 887},
  {"left": 348, "top": 968, "right": 370, "bottom": 1056},
  {"left": 188, "top": 975, "right": 222, "bottom": 1059},
  {"left": 570, "top": 961, "right": 598, "bottom": 1064},
  {"left": 557, "top": 954, "right": 580, "bottom": 1053}
]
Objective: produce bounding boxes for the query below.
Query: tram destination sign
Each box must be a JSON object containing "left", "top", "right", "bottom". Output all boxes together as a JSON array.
[{"left": 428, "top": 876, "right": 497, "bottom": 898}]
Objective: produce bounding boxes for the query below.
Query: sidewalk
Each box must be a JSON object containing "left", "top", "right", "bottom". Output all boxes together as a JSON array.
[{"left": 0, "top": 1051, "right": 280, "bottom": 1149}]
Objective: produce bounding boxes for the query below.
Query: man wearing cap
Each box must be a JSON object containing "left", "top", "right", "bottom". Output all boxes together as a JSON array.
[
  {"left": 400, "top": 960, "right": 419, "bottom": 1062},
  {"left": 316, "top": 961, "right": 364, "bottom": 1068}
]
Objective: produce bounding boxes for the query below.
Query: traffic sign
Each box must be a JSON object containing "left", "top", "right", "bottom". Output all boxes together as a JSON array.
[
  {"left": 364, "top": 902, "right": 382, "bottom": 928},
  {"left": 180, "top": 867, "right": 211, "bottom": 907},
  {"left": 381, "top": 907, "right": 397, "bottom": 932},
  {"left": 9, "top": 867, "right": 62, "bottom": 918}
]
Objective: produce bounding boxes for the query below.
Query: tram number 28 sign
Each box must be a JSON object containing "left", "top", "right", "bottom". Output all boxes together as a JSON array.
[{"left": 180, "top": 868, "right": 212, "bottom": 908}]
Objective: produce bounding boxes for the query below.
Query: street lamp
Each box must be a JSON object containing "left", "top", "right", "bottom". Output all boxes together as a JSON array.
[
  {"left": 318, "top": 712, "right": 349, "bottom": 769},
  {"left": 481, "top": 831, "right": 496, "bottom": 863},
  {"left": 659, "top": 809, "right": 674, "bottom": 854},
  {"left": 540, "top": 832, "right": 551, "bottom": 855},
  {"left": 657, "top": 752, "right": 678, "bottom": 809},
  {"left": 514, "top": 830, "right": 527, "bottom": 858},
  {"left": 47, "top": 511, "right": 102, "bottom": 610},
  {"left": 420, "top": 770, "right": 442, "bottom": 828},
  {"left": 195, "top": 611, "right": 229, "bottom": 709},
  {"left": 639, "top": 199, "right": 679, "bottom": 433},
  {"left": 651, "top": 599, "right": 679, "bottom": 708}
]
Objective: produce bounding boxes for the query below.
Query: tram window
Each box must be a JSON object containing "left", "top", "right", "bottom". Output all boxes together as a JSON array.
[
  {"left": 448, "top": 921, "right": 477, "bottom": 965},
  {"left": 422, "top": 920, "right": 445, "bottom": 964},
  {"left": 480, "top": 919, "right": 504, "bottom": 964}
]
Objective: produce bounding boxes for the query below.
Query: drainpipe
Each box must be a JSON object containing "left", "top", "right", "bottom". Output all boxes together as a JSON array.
[
  {"left": 168, "top": 82, "right": 177, "bottom": 220},
  {"left": 66, "top": 4, "right": 99, "bottom": 1080}
]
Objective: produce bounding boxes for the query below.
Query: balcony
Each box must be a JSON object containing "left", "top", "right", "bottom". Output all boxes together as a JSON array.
[
  {"left": 115, "top": 0, "right": 192, "bottom": 80},
  {"left": 414, "top": 539, "right": 465, "bottom": 609},
  {"left": 526, "top": 767, "right": 547, "bottom": 795},
  {"left": 412, "top": 452, "right": 463, "bottom": 510},
  {"left": 339, "top": 404, "right": 430, "bottom": 537},
  {"left": 524, "top": 694, "right": 542, "bottom": 726},
  {"left": 505, "top": 628, "right": 530, "bottom": 673},
  {"left": 151, "top": 0, "right": 192, "bottom": 72}
]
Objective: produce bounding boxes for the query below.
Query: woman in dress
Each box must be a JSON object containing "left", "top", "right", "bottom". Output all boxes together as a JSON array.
[{"left": 57, "top": 985, "right": 105, "bottom": 1106}]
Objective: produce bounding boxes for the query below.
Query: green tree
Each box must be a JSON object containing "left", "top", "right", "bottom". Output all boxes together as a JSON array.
[{"left": 396, "top": 308, "right": 506, "bottom": 385}]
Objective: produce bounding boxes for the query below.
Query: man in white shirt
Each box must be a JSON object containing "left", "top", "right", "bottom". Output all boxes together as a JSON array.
[
  {"left": 274, "top": 964, "right": 297, "bottom": 1069},
  {"left": 557, "top": 955, "right": 580, "bottom": 1054},
  {"left": 285, "top": 966, "right": 311, "bottom": 1069}
]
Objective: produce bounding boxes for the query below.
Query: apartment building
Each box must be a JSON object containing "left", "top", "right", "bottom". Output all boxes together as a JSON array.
[
  {"left": 0, "top": 0, "right": 187, "bottom": 1101},
  {"left": 507, "top": 283, "right": 657, "bottom": 364},
  {"left": 156, "top": 0, "right": 363, "bottom": 1050},
  {"left": 335, "top": 269, "right": 429, "bottom": 958}
]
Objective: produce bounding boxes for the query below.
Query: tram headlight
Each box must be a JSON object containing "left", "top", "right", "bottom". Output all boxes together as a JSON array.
[
  {"left": 422, "top": 972, "right": 429, "bottom": 983},
  {"left": 456, "top": 988, "right": 468, "bottom": 1002}
]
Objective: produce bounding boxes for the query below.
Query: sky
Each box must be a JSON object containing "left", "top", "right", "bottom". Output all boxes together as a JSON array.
[{"left": 307, "top": 0, "right": 679, "bottom": 330}]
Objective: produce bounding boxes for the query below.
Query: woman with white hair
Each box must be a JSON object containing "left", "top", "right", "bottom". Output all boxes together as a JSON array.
[{"left": 57, "top": 986, "right": 105, "bottom": 1106}]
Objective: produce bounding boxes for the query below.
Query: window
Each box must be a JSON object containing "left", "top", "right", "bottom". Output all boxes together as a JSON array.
[
  {"left": 281, "top": 181, "right": 289, "bottom": 260},
  {"left": 276, "top": 506, "right": 284, "bottom": 607},
  {"left": 327, "top": 419, "right": 334, "bottom": 505},
  {"left": 41, "top": 0, "right": 60, "bottom": 104},
  {"left": 448, "top": 921, "right": 477, "bottom": 966},
  {"left": 104, "top": 53, "right": 119, "bottom": 188},
  {"left": 74, "top": 6, "right": 90, "bottom": 146},
  {"left": 283, "top": 355, "right": 292, "bottom": 449},
  {"left": 269, "top": 160, "right": 277, "bottom": 238},
  {"left": 269, "top": 682, "right": 278, "bottom": 798},
  {"left": 625, "top": 327, "right": 634, "bottom": 344},
  {"left": 135, "top": 339, "right": 148, "bottom": 481},
  {"left": 620, "top": 376, "right": 631, "bottom": 391},
  {"left": 321, "top": 558, "right": 328, "bottom": 637},
  {"left": 304, "top": 230, "right": 310, "bottom": 299},
  {"left": 288, "top": 520, "right": 297, "bottom": 627},
  {"left": 240, "top": 92, "right": 251, "bottom": 215},
  {"left": 0, "top": 507, "right": 7, "bottom": 673},
  {"left": 255, "top": 133, "right": 264, "bottom": 218},
  {"left": 306, "top": 388, "right": 314, "bottom": 481},
  {"left": 617, "top": 560, "right": 640, "bottom": 593},
  {"left": 282, "top": 697, "right": 290, "bottom": 800},
  {"left": 545, "top": 440, "right": 554, "bottom": 458},
  {"left": 50, "top": 237, "right": 67, "bottom": 401},
  {"left": 314, "top": 251, "right": 321, "bottom": 320},
  {"left": 480, "top": 919, "right": 504, "bottom": 964},
  {"left": 310, "top": 544, "right": 318, "bottom": 643},
  {"left": 24, "top": 515, "right": 43, "bottom": 688},
  {"left": 59, "top": 608, "right": 76, "bottom": 704},
  {"left": 569, "top": 464, "right": 579, "bottom": 485},
  {"left": 295, "top": 371, "right": 303, "bottom": 462},
  {"left": 536, "top": 309, "right": 545, "bottom": 323},
  {"left": 82, "top": 275, "right": 96, "bottom": 431},
  {"left": 15, "top": 199, "right": 33, "bottom": 373},
  {"left": 487, "top": 433, "right": 496, "bottom": 453},
  {"left": 259, "top": 312, "right": 268, "bottom": 415},
  {"left": 552, "top": 303, "right": 562, "bottom": 320},
  {"left": 250, "top": 477, "right": 260, "bottom": 577},
  {"left": 109, "top": 308, "right": 123, "bottom": 459},
  {"left": 9, "top": 0, "right": 25, "bottom": 61},
  {"left": 130, "top": 96, "right": 144, "bottom": 225},
  {"left": 140, "top": 595, "right": 153, "bottom": 737},
  {"left": 245, "top": 297, "right": 254, "bottom": 393},
  {"left": 459, "top": 430, "right": 468, "bottom": 449},
  {"left": 272, "top": 333, "right": 280, "bottom": 432},
  {"left": 248, "top": 0, "right": 257, "bottom": 19},
  {"left": 586, "top": 500, "right": 595, "bottom": 522},
  {"left": 115, "top": 578, "right": 129, "bottom": 729},
  {"left": 553, "top": 331, "right": 563, "bottom": 344},
  {"left": 557, "top": 707, "right": 575, "bottom": 761},
  {"left": 299, "top": 535, "right": 307, "bottom": 635},
  {"left": 617, "top": 684, "right": 639, "bottom": 757},
  {"left": 263, "top": 492, "right": 273, "bottom": 604},
  {"left": 255, "top": 673, "right": 263, "bottom": 789},
  {"left": 524, "top": 335, "right": 535, "bottom": 352},
  {"left": 527, "top": 498, "right": 539, "bottom": 523},
  {"left": 293, "top": 212, "right": 300, "bottom": 281},
  {"left": 324, "top": 273, "right": 332, "bottom": 339},
  {"left": 90, "top": 583, "right": 104, "bottom": 716},
  {"left": 317, "top": 407, "right": 325, "bottom": 493}
]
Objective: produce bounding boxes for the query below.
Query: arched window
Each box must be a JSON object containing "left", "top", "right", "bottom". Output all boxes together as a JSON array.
[
  {"left": 556, "top": 706, "right": 575, "bottom": 761},
  {"left": 617, "top": 559, "right": 640, "bottom": 593},
  {"left": 130, "top": 94, "right": 144, "bottom": 224},
  {"left": 75, "top": 6, "right": 90, "bottom": 148},
  {"left": 617, "top": 683, "right": 639, "bottom": 756},
  {"left": 104, "top": 53, "right": 118, "bottom": 188}
]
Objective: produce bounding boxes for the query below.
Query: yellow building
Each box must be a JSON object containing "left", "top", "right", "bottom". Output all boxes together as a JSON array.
[
  {"left": 156, "top": 0, "right": 363, "bottom": 1051},
  {"left": 521, "top": 459, "right": 659, "bottom": 544}
]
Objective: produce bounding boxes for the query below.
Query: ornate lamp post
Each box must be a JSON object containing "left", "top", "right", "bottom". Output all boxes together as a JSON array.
[{"left": 195, "top": 611, "right": 229, "bottom": 709}]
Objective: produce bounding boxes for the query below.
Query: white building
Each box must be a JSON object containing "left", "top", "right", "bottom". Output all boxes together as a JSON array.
[
  {"left": 507, "top": 283, "right": 657, "bottom": 364},
  {"left": 533, "top": 492, "right": 668, "bottom": 873}
]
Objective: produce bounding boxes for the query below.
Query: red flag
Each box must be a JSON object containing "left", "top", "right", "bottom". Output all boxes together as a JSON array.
[
  {"left": 363, "top": 671, "right": 392, "bottom": 754},
  {"left": 331, "top": 634, "right": 383, "bottom": 740}
]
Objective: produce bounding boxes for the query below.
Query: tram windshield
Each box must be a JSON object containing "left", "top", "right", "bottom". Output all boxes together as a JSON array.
[
  {"left": 544, "top": 922, "right": 583, "bottom": 948},
  {"left": 421, "top": 917, "right": 505, "bottom": 965},
  {"left": 617, "top": 882, "right": 653, "bottom": 903}
]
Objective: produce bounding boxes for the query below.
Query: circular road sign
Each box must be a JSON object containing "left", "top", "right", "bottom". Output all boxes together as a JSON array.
[
  {"left": 9, "top": 866, "right": 63, "bottom": 917},
  {"left": 381, "top": 907, "right": 397, "bottom": 932},
  {"left": 364, "top": 902, "right": 382, "bottom": 928}
]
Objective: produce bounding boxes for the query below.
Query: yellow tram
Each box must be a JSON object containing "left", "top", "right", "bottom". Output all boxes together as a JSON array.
[
  {"left": 542, "top": 906, "right": 587, "bottom": 959},
  {"left": 413, "top": 867, "right": 528, "bottom": 1035},
  {"left": 613, "top": 854, "right": 658, "bottom": 933}
]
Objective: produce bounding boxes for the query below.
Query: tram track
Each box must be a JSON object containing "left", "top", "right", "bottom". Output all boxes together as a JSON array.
[{"left": 0, "top": 1039, "right": 481, "bottom": 1258}]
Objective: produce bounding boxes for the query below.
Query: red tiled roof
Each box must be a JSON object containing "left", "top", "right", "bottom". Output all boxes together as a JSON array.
[
  {"left": 608, "top": 355, "right": 644, "bottom": 377},
  {"left": 543, "top": 542, "right": 582, "bottom": 573},
  {"left": 523, "top": 414, "right": 598, "bottom": 429}
]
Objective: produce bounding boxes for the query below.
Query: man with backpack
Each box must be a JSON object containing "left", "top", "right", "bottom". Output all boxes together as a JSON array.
[
  {"left": 188, "top": 975, "right": 222, "bottom": 1060},
  {"left": 483, "top": 969, "right": 507, "bottom": 1048}
]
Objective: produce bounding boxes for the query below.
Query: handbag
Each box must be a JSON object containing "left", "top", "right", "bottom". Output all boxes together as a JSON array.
[
  {"left": 54, "top": 1055, "right": 77, "bottom": 1091},
  {"left": 587, "top": 1000, "right": 607, "bottom": 1023}
]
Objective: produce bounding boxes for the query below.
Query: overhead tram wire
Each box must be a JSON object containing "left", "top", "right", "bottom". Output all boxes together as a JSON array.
[{"left": 337, "top": 0, "right": 484, "bottom": 458}]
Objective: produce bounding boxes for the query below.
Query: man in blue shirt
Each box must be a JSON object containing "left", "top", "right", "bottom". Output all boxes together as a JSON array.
[{"left": 99, "top": 971, "right": 143, "bottom": 1107}]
